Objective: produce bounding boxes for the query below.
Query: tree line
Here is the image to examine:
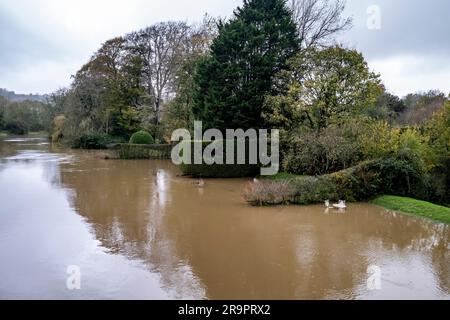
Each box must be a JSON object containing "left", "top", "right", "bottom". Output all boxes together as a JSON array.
[
  {"left": 46, "top": 0, "right": 357, "bottom": 144},
  {"left": 15, "top": 0, "right": 448, "bottom": 204},
  {"left": 0, "top": 96, "right": 51, "bottom": 135}
]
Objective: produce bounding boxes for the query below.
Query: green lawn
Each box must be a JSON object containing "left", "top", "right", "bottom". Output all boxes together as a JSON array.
[
  {"left": 371, "top": 195, "right": 450, "bottom": 224},
  {"left": 0, "top": 132, "right": 7, "bottom": 137}
]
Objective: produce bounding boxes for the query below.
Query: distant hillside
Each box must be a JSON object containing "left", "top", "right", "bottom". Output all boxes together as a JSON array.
[{"left": 0, "top": 88, "right": 47, "bottom": 102}]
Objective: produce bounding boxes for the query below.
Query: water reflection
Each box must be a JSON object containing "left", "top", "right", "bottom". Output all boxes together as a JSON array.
[{"left": 0, "top": 137, "right": 449, "bottom": 299}]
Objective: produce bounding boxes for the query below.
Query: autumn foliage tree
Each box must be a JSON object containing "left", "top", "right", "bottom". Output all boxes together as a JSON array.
[{"left": 263, "top": 46, "right": 382, "bottom": 133}]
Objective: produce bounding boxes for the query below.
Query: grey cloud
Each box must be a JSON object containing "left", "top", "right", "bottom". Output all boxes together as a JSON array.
[
  {"left": 343, "top": 0, "right": 450, "bottom": 60},
  {"left": 0, "top": 4, "right": 86, "bottom": 75}
]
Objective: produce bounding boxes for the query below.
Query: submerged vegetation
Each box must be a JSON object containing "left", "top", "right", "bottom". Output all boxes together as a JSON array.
[{"left": 372, "top": 196, "right": 450, "bottom": 224}]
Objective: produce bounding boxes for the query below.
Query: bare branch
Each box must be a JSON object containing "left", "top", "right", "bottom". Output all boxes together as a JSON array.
[{"left": 289, "top": 0, "right": 352, "bottom": 49}]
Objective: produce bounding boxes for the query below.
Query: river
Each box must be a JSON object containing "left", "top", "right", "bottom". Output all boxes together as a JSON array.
[{"left": 0, "top": 136, "right": 448, "bottom": 299}]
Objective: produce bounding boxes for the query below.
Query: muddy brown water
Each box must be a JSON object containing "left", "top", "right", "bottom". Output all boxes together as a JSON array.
[{"left": 0, "top": 137, "right": 449, "bottom": 299}]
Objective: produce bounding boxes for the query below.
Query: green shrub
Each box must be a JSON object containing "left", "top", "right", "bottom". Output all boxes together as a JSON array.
[
  {"left": 282, "top": 127, "right": 361, "bottom": 175},
  {"left": 129, "top": 131, "right": 154, "bottom": 145},
  {"left": 71, "top": 133, "right": 112, "bottom": 149},
  {"left": 290, "top": 176, "right": 337, "bottom": 205},
  {"left": 177, "top": 140, "right": 260, "bottom": 178},
  {"left": 329, "top": 162, "right": 380, "bottom": 202}
]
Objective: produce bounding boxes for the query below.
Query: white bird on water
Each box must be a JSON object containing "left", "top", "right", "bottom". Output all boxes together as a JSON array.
[
  {"left": 324, "top": 200, "right": 347, "bottom": 209},
  {"left": 194, "top": 178, "right": 205, "bottom": 188},
  {"left": 333, "top": 200, "right": 347, "bottom": 209}
]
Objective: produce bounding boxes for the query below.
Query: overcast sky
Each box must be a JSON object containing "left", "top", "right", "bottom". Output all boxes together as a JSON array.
[{"left": 0, "top": 0, "right": 449, "bottom": 97}]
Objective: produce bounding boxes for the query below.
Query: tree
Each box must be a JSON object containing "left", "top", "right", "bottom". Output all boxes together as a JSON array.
[
  {"left": 289, "top": 0, "right": 352, "bottom": 49},
  {"left": 163, "top": 18, "right": 216, "bottom": 137},
  {"left": 2, "top": 100, "right": 49, "bottom": 135},
  {"left": 365, "top": 91, "right": 405, "bottom": 121},
  {"left": 163, "top": 56, "right": 201, "bottom": 137},
  {"left": 425, "top": 100, "right": 450, "bottom": 161},
  {"left": 264, "top": 46, "right": 382, "bottom": 133},
  {"left": 0, "top": 96, "right": 7, "bottom": 130},
  {"left": 194, "top": 0, "right": 300, "bottom": 131},
  {"left": 66, "top": 37, "right": 145, "bottom": 138},
  {"left": 126, "top": 22, "right": 192, "bottom": 124},
  {"left": 399, "top": 90, "right": 446, "bottom": 125}
]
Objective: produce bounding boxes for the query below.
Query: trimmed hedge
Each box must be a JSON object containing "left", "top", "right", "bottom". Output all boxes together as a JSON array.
[
  {"left": 177, "top": 140, "right": 260, "bottom": 178},
  {"left": 129, "top": 131, "right": 154, "bottom": 145},
  {"left": 119, "top": 144, "right": 171, "bottom": 159}
]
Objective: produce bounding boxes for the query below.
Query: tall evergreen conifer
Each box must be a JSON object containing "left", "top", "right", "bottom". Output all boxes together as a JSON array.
[{"left": 194, "top": 0, "right": 300, "bottom": 131}]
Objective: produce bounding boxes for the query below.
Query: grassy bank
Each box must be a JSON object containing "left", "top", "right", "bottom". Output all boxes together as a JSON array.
[{"left": 371, "top": 195, "right": 450, "bottom": 224}]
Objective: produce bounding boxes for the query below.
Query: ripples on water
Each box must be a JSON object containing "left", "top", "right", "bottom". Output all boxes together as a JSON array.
[{"left": 0, "top": 136, "right": 449, "bottom": 300}]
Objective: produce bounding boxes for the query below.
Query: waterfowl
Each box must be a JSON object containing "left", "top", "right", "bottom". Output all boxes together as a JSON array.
[
  {"left": 193, "top": 178, "right": 205, "bottom": 188},
  {"left": 325, "top": 200, "right": 347, "bottom": 209},
  {"left": 332, "top": 200, "right": 347, "bottom": 209}
]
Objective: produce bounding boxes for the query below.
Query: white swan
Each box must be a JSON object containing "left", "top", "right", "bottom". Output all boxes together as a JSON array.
[
  {"left": 325, "top": 200, "right": 347, "bottom": 209},
  {"left": 332, "top": 200, "right": 347, "bottom": 209}
]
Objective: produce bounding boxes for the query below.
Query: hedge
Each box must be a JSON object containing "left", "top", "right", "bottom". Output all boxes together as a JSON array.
[
  {"left": 177, "top": 140, "right": 260, "bottom": 178},
  {"left": 129, "top": 131, "right": 154, "bottom": 145},
  {"left": 118, "top": 144, "right": 171, "bottom": 159}
]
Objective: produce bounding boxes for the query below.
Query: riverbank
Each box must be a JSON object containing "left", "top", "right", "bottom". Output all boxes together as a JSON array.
[
  {"left": 371, "top": 195, "right": 450, "bottom": 224},
  {"left": 0, "top": 131, "right": 48, "bottom": 138}
]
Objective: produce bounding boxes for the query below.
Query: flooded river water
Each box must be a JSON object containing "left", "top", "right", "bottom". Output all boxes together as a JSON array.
[{"left": 0, "top": 137, "right": 448, "bottom": 299}]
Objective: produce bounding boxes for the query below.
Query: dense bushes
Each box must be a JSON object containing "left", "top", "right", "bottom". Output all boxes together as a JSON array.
[
  {"left": 243, "top": 180, "right": 296, "bottom": 205},
  {"left": 244, "top": 156, "right": 430, "bottom": 206},
  {"left": 282, "top": 126, "right": 362, "bottom": 175},
  {"left": 177, "top": 140, "right": 260, "bottom": 178},
  {"left": 129, "top": 131, "right": 154, "bottom": 145}
]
